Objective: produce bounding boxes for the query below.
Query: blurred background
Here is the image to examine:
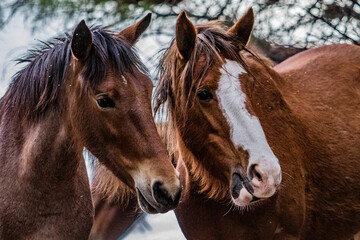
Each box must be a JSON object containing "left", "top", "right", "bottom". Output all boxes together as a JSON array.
[{"left": 0, "top": 0, "right": 359, "bottom": 239}]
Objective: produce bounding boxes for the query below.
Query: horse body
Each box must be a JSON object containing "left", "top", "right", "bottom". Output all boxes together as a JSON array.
[
  {"left": 90, "top": 164, "right": 141, "bottom": 240},
  {"left": 272, "top": 44, "right": 360, "bottom": 238}
]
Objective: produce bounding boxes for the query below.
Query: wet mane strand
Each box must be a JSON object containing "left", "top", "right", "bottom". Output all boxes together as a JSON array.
[
  {"left": 154, "top": 21, "right": 256, "bottom": 201},
  {"left": 1, "top": 26, "right": 147, "bottom": 121}
]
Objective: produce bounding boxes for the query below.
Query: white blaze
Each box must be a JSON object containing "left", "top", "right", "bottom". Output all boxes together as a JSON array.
[{"left": 215, "top": 60, "right": 280, "bottom": 178}]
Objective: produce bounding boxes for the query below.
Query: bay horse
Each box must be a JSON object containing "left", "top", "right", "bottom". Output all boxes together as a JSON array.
[
  {"left": 0, "top": 14, "right": 181, "bottom": 239},
  {"left": 153, "top": 8, "right": 360, "bottom": 240}
]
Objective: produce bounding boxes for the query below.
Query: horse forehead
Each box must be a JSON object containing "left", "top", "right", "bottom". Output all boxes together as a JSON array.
[
  {"left": 215, "top": 60, "right": 258, "bottom": 149},
  {"left": 95, "top": 70, "right": 152, "bottom": 93},
  {"left": 215, "top": 60, "right": 247, "bottom": 145},
  {"left": 123, "top": 70, "right": 153, "bottom": 90},
  {"left": 216, "top": 60, "right": 245, "bottom": 96}
]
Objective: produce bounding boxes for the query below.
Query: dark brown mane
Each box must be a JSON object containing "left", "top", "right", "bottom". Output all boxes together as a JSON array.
[
  {"left": 154, "top": 21, "right": 254, "bottom": 200},
  {"left": 0, "top": 26, "right": 147, "bottom": 122}
]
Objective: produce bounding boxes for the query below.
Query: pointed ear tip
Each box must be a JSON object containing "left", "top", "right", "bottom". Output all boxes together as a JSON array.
[
  {"left": 177, "top": 11, "right": 193, "bottom": 26},
  {"left": 246, "top": 7, "right": 255, "bottom": 17},
  {"left": 75, "top": 19, "right": 89, "bottom": 31},
  {"left": 178, "top": 11, "right": 187, "bottom": 19},
  {"left": 143, "top": 13, "right": 152, "bottom": 21},
  {"left": 79, "top": 19, "right": 86, "bottom": 26}
]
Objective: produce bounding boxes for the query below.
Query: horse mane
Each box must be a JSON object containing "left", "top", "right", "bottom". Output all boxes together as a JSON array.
[
  {"left": 92, "top": 162, "right": 135, "bottom": 205},
  {"left": 154, "top": 21, "right": 258, "bottom": 201},
  {"left": 0, "top": 26, "right": 147, "bottom": 121}
]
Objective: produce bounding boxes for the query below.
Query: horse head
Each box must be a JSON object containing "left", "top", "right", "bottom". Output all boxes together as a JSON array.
[
  {"left": 68, "top": 15, "right": 181, "bottom": 213},
  {"left": 155, "top": 8, "right": 281, "bottom": 207}
]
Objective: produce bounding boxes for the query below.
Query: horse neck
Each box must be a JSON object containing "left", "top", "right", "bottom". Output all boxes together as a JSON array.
[
  {"left": 240, "top": 57, "right": 303, "bottom": 144},
  {"left": 0, "top": 82, "right": 85, "bottom": 189}
]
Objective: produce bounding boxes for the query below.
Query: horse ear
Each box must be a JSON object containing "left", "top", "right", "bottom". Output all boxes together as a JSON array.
[
  {"left": 228, "top": 7, "right": 254, "bottom": 48},
  {"left": 71, "top": 20, "right": 93, "bottom": 61},
  {"left": 176, "top": 11, "right": 197, "bottom": 61},
  {"left": 117, "top": 13, "right": 152, "bottom": 45}
]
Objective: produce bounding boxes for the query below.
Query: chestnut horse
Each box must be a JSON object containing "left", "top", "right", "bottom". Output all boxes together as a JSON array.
[
  {"left": 153, "top": 8, "right": 360, "bottom": 240},
  {"left": 0, "top": 14, "right": 181, "bottom": 239}
]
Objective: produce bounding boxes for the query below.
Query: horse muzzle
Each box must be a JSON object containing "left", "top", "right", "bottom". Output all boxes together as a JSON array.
[
  {"left": 231, "top": 172, "right": 260, "bottom": 206},
  {"left": 248, "top": 163, "right": 282, "bottom": 199},
  {"left": 136, "top": 179, "right": 181, "bottom": 214}
]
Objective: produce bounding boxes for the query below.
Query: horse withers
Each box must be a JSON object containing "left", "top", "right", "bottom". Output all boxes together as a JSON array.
[{"left": 0, "top": 14, "right": 181, "bottom": 239}]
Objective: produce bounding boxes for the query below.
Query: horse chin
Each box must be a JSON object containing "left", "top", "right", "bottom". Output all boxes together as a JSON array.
[
  {"left": 136, "top": 188, "right": 172, "bottom": 214},
  {"left": 136, "top": 188, "right": 159, "bottom": 214},
  {"left": 231, "top": 188, "right": 262, "bottom": 207},
  {"left": 231, "top": 173, "right": 262, "bottom": 207}
]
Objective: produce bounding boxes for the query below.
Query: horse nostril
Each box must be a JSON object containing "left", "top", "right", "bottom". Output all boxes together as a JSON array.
[
  {"left": 254, "top": 170, "right": 263, "bottom": 182},
  {"left": 153, "top": 181, "right": 170, "bottom": 206},
  {"left": 249, "top": 164, "right": 263, "bottom": 182},
  {"left": 231, "top": 173, "right": 243, "bottom": 199},
  {"left": 152, "top": 181, "right": 180, "bottom": 208}
]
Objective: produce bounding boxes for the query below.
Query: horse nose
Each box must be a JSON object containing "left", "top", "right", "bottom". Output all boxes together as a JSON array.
[
  {"left": 249, "top": 164, "right": 263, "bottom": 184},
  {"left": 231, "top": 173, "right": 243, "bottom": 199},
  {"left": 248, "top": 163, "right": 281, "bottom": 198},
  {"left": 152, "top": 180, "right": 181, "bottom": 209}
]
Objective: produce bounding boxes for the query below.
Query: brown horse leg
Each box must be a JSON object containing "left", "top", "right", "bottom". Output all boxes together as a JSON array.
[{"left": 90, "top": 191, "right": 141, "bottom": 240}]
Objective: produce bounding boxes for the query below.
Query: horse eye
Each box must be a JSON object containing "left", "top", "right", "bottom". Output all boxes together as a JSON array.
[
  {"left": 197, "top": 90, "right": 213, "bottom": 101},
  {"left": 97, "top": 97, "right": 115, "bottom": 108}
]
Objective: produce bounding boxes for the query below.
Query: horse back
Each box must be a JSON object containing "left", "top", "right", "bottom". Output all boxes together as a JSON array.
[{"left": 275, "top": 44, "right": 360, "bottom": 148}]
